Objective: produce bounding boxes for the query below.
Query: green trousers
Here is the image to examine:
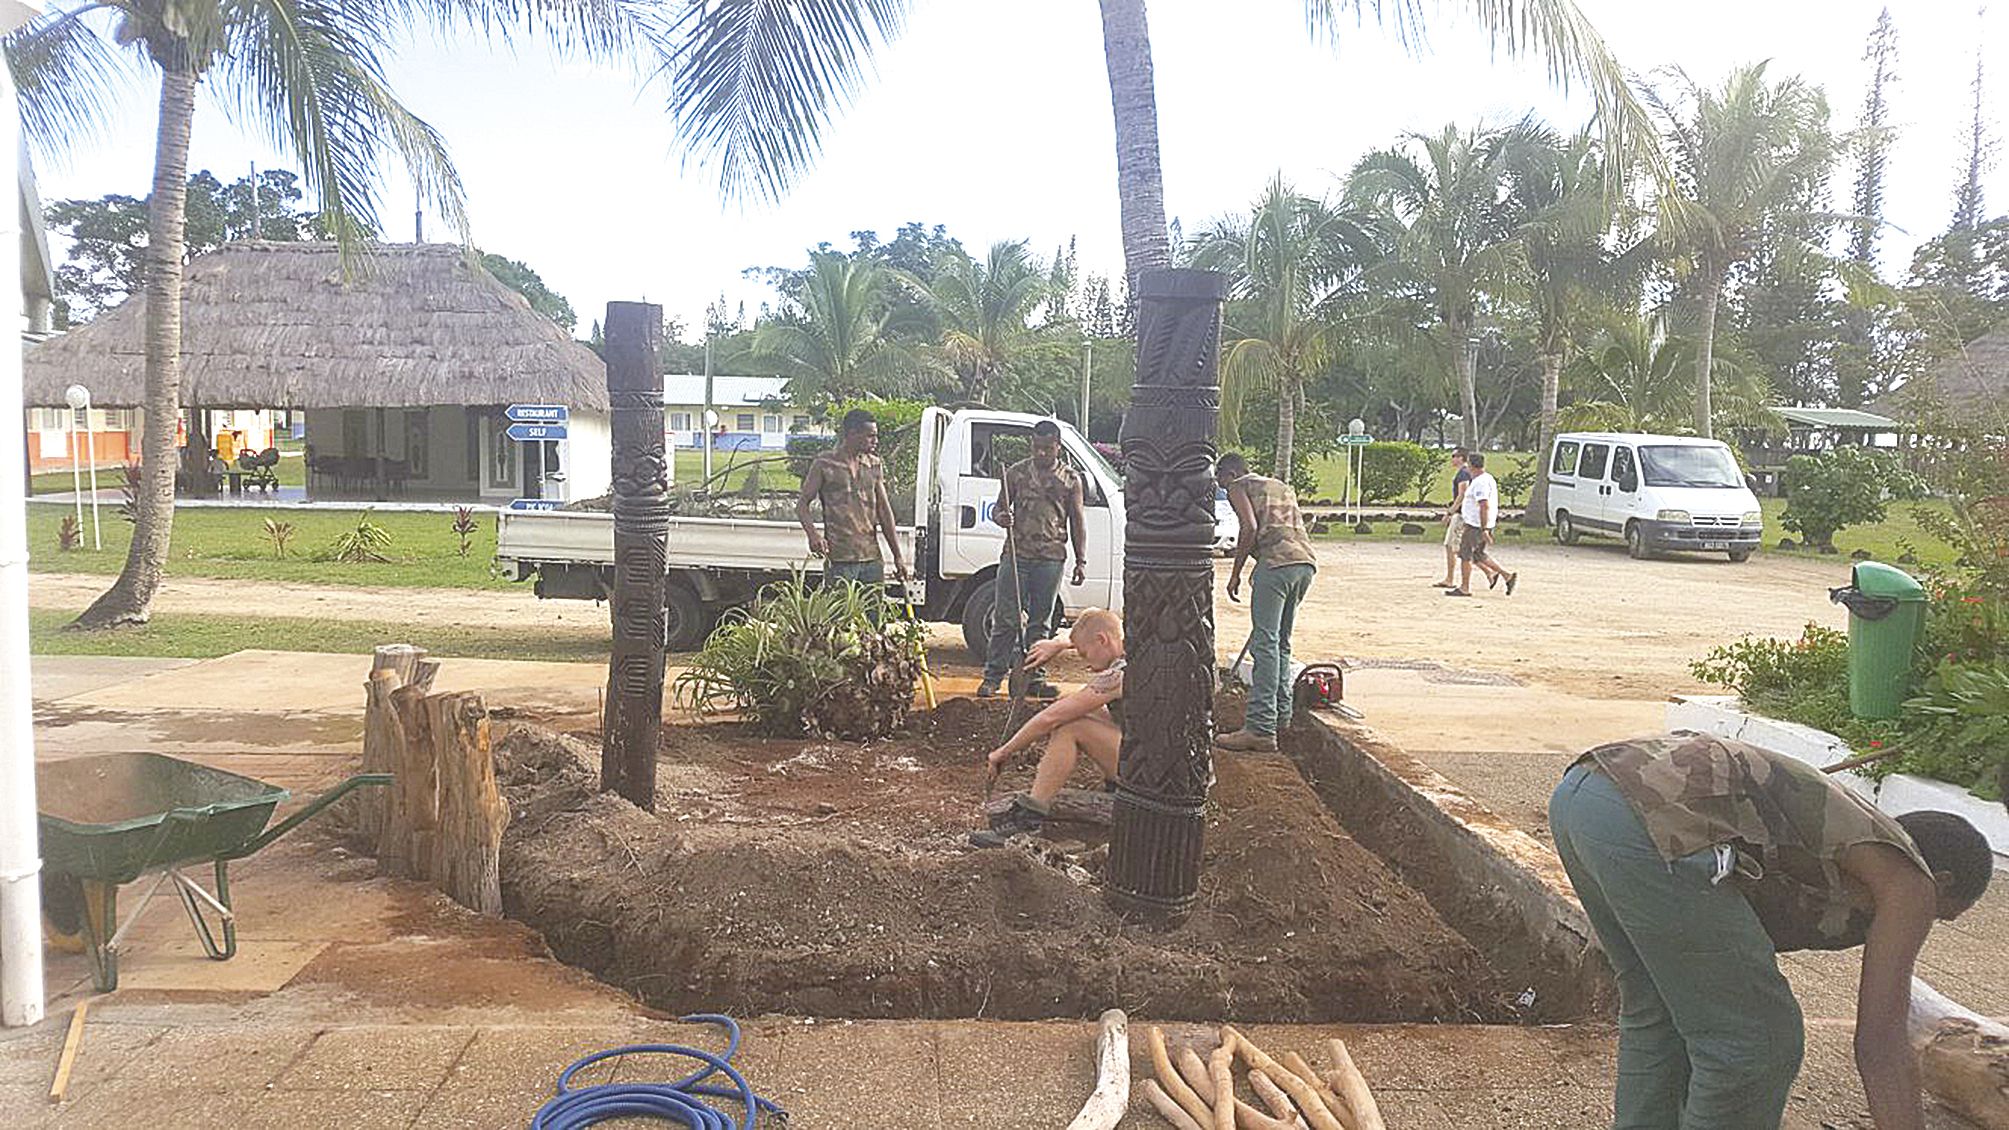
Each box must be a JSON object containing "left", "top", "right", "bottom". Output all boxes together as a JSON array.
[
  {"left": 1245, "top": 562, "right": 1315, "bottom": 735},
  {"left": 1549, "top": 762, "right": 1805, "bottom": 1130}
]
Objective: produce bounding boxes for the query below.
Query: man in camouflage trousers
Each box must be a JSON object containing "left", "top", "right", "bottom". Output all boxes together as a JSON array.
[
  {"left": 797, "top": 408, "right": 909, "bottom": 588},
  {"left": 1550, "top": 732, "right": 1994, "bottom": 1130},
  {"left": 1216, "top": 453, "right": 1318, "bottom": 752},
  {"left": 978, "top": 419, "right": 1088, "bottom": 700}
]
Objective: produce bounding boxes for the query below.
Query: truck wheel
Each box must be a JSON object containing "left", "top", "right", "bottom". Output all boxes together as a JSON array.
[
  {"left": 1728, "top": 549, "right": 1753, "bottom": 563},
  {"left": 1554, "top": 511, "right": 1580, "bottom": 545},
  {"left": 665, "top": 582, "right": 710, "bottom": 652},
  {"left": 1625, "top": 522, "right": 1651, "bottom": 560},
  {"left": 960, "top": 579, "right": 997, "bottom": 662}
]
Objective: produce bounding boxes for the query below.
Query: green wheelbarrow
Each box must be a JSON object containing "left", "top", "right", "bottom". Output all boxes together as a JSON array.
[{"left": 37, "top": 752, "right": 390, "bottom": 992}]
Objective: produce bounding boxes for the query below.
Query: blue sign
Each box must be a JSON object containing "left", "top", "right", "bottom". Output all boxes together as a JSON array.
[
  {"left": 509, "top": 498, "right": 563, "bottom": 511},
  {"left": 505, "top": 404, "right": 569, "bottom": 424},
  {"left": 506, "top": 422, "right": 567, "bottom": 442}
]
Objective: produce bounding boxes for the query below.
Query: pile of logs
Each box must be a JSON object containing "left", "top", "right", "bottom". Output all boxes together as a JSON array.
[
  {"left": 356, "top": 644, "right": 510, "bottom": 915},
  {"left": 1141, "top": 1025, "right": 1385, "bottom": 1130}
]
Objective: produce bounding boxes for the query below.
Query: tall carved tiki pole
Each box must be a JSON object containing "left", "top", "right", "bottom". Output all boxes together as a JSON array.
[
  {"left": 601, "top": 301, "right": 667, "bottom": 811},
  {"left": 1107, "top": 268, "right": 1226, "bottom": 920}
]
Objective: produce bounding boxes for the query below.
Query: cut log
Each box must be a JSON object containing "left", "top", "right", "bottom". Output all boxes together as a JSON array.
[
  {"left": 428, "top": 691, "right": 506, "bottom": 915},
  {"left": 1149, "top": 1026, "right": 1217, "bottom": 1129},
  {"left": 1282, "top": 1050, "right": 1351, "bottom": 1126},
  {"left": 355, "top": 644, "right": 430, "bottom": 843},
  {"left": 1323, "top": 1040, "right": 1383, "bottom": 1130},
  {"left": 1063, "top": 1009, "right": 1129, "bottom": 1130},
  {"left": 1210, "top": 1044, "right": 1237, "bottom": 1130},
  {"left": 1909, "top": 977, "right": 2009, "bottom": 1128},
  {"left": 1248, "top": 1070, "right": 1310, "bottom": 1129},
  {"left": 982, "top": 787, "right": 1113, "bottom": 826},
  {"left": 380, "top": 684, "right": 439, "bottom": 880},
  {"left": 1222, "top": 1027, "right": 1346, "bottom": 1130},
  {"left": 1143, "top": 1079, "right": 1208, "bottom": 1130},
  {"left": 1174, "top": 1048, "right": 1296, "bottom": 1130}
]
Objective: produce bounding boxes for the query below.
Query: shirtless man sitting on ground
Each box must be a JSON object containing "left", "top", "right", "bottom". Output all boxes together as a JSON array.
[{"left": 970, "top": 609, "right": 1125, "bottom": 848}]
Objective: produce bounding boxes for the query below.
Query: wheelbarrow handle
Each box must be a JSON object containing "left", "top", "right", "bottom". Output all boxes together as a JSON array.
[{"left": 221, "top": 773, "right": 392, "bottom": 860}]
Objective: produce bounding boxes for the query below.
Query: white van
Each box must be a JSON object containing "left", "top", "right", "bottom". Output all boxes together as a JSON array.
[{"left": 1546, "top": 432, "right": 1763, "bottom": 562}]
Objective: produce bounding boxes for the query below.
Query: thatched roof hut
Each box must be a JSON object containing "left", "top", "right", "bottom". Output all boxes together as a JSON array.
[
  {"left": 23, "top": 241, "right": 606, "bottom": 411},
  {"left": 1872, "top": 329, "right": 2009, "bottom": 425}
]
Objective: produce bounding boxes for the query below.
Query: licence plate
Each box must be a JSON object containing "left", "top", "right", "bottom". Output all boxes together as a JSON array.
[{"left": 1702, "top": 540, "right": 1728, "bottom": 551}]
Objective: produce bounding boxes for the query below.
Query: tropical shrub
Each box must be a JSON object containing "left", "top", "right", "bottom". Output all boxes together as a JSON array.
[
  {"left": 450, "top": 507, "right": 480, "bottom": 558},
  {"left": 56, "top": 515, "right": 81, "bottom": 552},
  {"left": 1781, "top": 447, "right": 1925, "bottom": 549},
  {"left": 328, "top": 515, "right": 393, "bottom": 563},
  {"left": 117, "top": 460, "right": 142, "bottom": 525},
  {"left": 261, "top": 518, "right": 296, "bottom": 559},
  {"left": 1356, "top": 441, "right": 1437, "bottom": 504},
  {"left": 674, "top": 574, "right": 927, "bottom": 740},
  {"left": 1498, "top": 456, "right": 1538, "bottom": 506}
]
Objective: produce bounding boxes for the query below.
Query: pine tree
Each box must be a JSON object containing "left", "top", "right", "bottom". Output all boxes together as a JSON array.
[
  {"left": 1952, "top": 18, "right": 1992, "bottom": 232},
  {"left": 1849, "top": 8, "right": 1898, "bottom": 266}
]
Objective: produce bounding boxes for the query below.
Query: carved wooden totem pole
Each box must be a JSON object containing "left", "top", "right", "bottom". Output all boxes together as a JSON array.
[
  {"left": 1106, "top": 268, "right": 1226, "bottom": 920},
  {"left": 600, "top": 301, "right": 668, "bottom": 811}
]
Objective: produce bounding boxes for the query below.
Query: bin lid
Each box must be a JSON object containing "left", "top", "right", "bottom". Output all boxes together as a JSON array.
[{"left": 1852, "top": 561, "right": 1927, "bottom": 602}]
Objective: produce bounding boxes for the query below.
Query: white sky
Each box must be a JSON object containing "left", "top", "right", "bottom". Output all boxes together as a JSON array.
[{"left": 30, "top": 0, "right": 2009, "bottom": 340}]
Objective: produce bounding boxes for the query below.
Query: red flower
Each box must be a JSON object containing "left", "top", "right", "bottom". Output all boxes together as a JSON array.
[
  {"left": 1962, "top": 596, "right": 1985, "bottom": 604},
  {"left": 1869, "top": 740, "right": 1884, "bottom": 749}
]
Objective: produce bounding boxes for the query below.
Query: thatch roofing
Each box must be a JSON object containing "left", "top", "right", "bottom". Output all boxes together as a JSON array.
[
  {"left": 23, "top": 241, "right": 606, "bottom": 411},
  {"left": 1871, "top": 329, "right": 2009, "bottom": 425}
]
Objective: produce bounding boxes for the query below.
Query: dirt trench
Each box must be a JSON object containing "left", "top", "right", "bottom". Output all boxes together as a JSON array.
[{"left": 495, "top": 698, "right": 1513, "bottom": 1024}]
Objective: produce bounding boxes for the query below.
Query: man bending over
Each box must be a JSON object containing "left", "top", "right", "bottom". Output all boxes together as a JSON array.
[{"left": 970, "top": 609, "right": 1125, "bottom": 848}]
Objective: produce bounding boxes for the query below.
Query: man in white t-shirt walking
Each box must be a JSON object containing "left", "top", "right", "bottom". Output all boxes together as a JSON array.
[{"left": 1447, "top": 452, "right": 1518, "bottom": 598}]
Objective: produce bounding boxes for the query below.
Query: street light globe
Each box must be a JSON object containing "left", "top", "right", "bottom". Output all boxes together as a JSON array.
[
  {"left": 63, "top": 384, "right": 90, "bottom": 412},
  {"left": 1347, "top": 418, "right": 1365, "bottom": 436},
  {"left": 702, "top": 409, "right": 720, "bottom": 429}
]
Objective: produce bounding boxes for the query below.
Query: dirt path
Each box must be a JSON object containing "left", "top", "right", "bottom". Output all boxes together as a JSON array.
[
  {"left": 37, "top": 539, "right": 1851, "bottom": 694},
  {"left": 1224, "top": 537, "right": 1851, "bottom": 699},
  {"left": 29, "top": 571, "right": 612, "bottom": 637}
]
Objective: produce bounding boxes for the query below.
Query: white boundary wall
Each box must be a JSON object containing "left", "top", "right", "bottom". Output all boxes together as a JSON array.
[{"left": 1667, "top": 695, "right": 2009, "bottom": 861}]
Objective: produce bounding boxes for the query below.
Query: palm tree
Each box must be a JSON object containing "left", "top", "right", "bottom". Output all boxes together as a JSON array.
[
  {"left": 1645, "top": 62, "right": 1833, "bottom": 438},
  {"left": 917, "top": 240, "right": 1062, "bottom": 405},
  {"left": 1559, "top": 313, "right": 1698, "bottom": 433},
  {"left": 11, "top": 1, "right": 651, "bottom": 629},
  {"left": 751, "top": 251, "right": 906, "bottom": 406},
  {"left": 1509, "top": 126, "right": 1633, "bottom": 526},
  {"left": 1190, "top": 174, "right": 1379, "bottom": 477},
  {"left": 1350, "top": 122, "right": 1532, "bottom": 449},
  {"left": 660, "top": 1, "right": 1656, "bottom": 290}
]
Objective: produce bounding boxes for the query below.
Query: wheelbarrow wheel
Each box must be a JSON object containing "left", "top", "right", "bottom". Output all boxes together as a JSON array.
[
  {"left": 79, "top": 880, "right": 119, "bottom": 992},
  {"left": 40, "top": 872, "right": 86, "bottom": 955}
]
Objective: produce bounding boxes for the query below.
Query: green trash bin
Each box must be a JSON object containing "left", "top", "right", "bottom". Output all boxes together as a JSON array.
[{"left": 1828, "top": 561, "right": 1928, "bottom": 720}]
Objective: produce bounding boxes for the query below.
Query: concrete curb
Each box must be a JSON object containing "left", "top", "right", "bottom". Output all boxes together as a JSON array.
[
  {"left": 1286, "top": 710, "right": 1614, "bottom": 1021},
  {"left": 1668, "top": 695, "right": 2009, "bottom": 860}
]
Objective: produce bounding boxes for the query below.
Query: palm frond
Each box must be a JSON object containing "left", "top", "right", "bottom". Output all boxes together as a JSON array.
[
  {"left": 215, "top": 0, "right": 470, "bottom": 254},
  {"left": 657, "top": 0, "right": 909, "bottom": 202},
  {"left": 394, "top": 0, "right": 654, "bottom": 61},
  {"left": 7, "top": 7, "right": 140, "bottom": 160}
]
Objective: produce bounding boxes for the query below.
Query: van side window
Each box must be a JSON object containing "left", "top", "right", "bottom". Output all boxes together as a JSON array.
[
  {"left": 1551, "top": 441, "right": 1580, "bottom": 475},
  {"left": 1610, "top": 446, "right": 1636, "bottom": 486},
  {"left": 1578, "top": 443, "right": 1610, "bottom": 480}
]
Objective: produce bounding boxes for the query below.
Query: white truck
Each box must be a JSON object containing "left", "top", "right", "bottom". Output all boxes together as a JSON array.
[{"left": 495, "top": 407, "right": 1131, "bottom": 655}]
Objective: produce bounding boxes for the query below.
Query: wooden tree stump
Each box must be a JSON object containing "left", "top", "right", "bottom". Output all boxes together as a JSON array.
[
  {"left": 354, "top": 644, "right": 437, "bottom": 844},
  {"left": 1910, "top": 977, "right": 2009, "bottom": 1127}
]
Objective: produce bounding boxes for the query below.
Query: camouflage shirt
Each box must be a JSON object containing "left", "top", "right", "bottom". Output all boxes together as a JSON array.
[
  {"left": 1001, "top": 457, "right": 1081, "bottom": 561},
  {"left": 1583, "top": 732, "right": 1932, "bottom": 952},
  {"left": 811, "top": 451, "right": 885, "bottom": 563},
  {"left": 1234, "top": 474, "right": 1317, "bottom": 569}
]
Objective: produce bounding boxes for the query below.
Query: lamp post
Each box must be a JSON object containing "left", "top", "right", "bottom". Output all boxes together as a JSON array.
[
  {"left": 0, "top": 0, "right": 52, "bottom": 1030},
  {"left": 64, "top": 384, "right": 100, "bottom": 550}
]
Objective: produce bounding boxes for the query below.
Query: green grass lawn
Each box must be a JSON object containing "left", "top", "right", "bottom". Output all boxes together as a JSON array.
[
  {"left": 26, "top": 505, "right": 510, "bottom": 590},
  {"left": 1302, "top": 449, "right": 1535, "bottom": 506},
  {"left": 29, "top": 608, "right": 607, "bottom": 663}
]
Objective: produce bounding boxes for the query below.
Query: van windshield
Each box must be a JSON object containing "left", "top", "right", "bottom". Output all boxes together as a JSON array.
[{"left": 1640, "top": 445, "right": 1744, "bottom": 488}]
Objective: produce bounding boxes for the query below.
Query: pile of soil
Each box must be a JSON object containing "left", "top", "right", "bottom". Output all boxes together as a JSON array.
[{"left": 496, "top": 698, "right": 1511, "bottom": 1023}]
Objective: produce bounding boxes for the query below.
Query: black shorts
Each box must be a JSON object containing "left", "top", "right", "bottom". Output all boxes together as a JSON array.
[{"left": 1457, "top": 523, "right": 1491, "bottom": 563}]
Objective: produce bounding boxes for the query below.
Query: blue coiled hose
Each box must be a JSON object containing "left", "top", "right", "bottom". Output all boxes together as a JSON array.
[{"left": 530, "top": 1014, "right": 787, "bottom": 1130}]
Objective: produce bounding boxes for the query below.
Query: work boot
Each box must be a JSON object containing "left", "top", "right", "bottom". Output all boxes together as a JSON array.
[
  {"left": 1026, "top": 679, "right": 1061, "bottom": 700},
  {"left": 975, "top": 678, "right": 1001, "bottom": 699},
  {"left": 1215, "top": 728, "right": 1278, "bottom": 752},
  {"left": 968, "top": 798, "right": 1047, "bottom": 848}
]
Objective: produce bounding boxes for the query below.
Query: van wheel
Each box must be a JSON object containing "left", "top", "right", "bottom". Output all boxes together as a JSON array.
[
  {"left": 960, "top": 579, "right": 997, "bottom": 661},
  {"left": 1625, "top": 522, "right": 1651, "bottom": 560},
  {"left": 1728, "top": 549, "right": 1753, "bottom": 563},
  {"left": 665, "top": 582, "right": 710, "bottom": 652},
  {"left": 1554, "top": 511, "right": 1580, "bottom": 545}
]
